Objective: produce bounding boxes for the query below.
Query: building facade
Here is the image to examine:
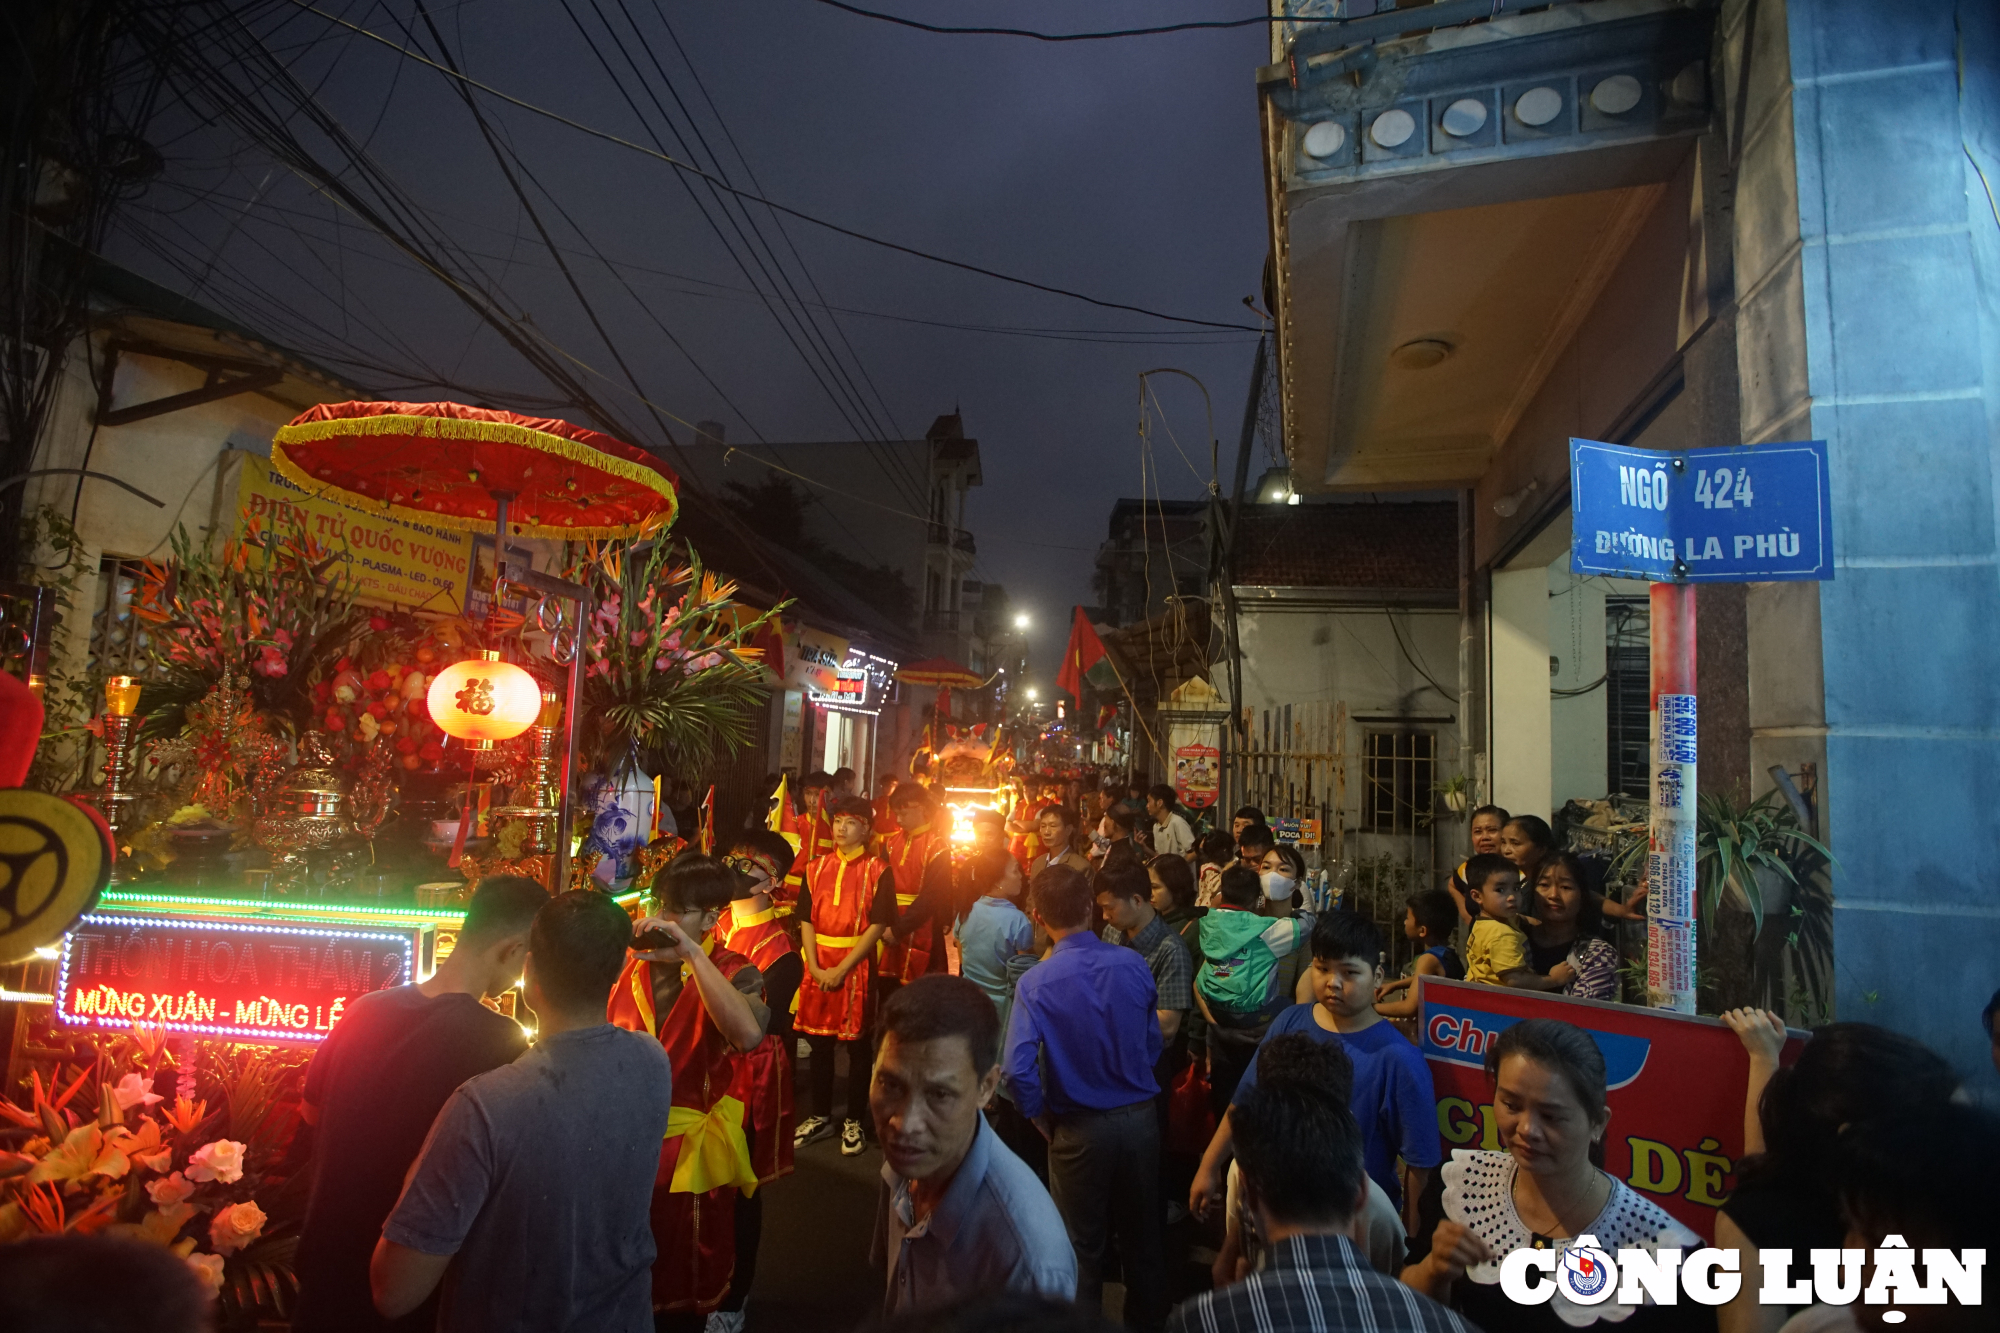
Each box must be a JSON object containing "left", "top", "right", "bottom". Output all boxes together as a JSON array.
[{"left": 1254, "top": 0, "right": 2000, "bottom": 1082}]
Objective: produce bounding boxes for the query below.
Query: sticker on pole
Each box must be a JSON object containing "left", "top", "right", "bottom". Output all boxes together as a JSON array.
[{"left": 1569, "top": 439, "right": 1832, "bottom": 582}]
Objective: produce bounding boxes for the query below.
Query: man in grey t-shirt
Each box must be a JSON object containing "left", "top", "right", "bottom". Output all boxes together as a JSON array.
[{"left": 372, "top": 892, "right": 672, "bottom": 1333}]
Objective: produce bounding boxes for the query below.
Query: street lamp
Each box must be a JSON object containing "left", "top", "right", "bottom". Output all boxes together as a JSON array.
[
  {"left": 1014, "top": 613, "right": 1031, "bottom": 630},
  {"left": 1026, "top": 688, "right": 1039, "bottom": 701}
]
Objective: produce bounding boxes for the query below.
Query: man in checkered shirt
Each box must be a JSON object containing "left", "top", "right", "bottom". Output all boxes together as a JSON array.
[{"left": 1167, "top": 1036, "right": 1470, "bottom": 1333}]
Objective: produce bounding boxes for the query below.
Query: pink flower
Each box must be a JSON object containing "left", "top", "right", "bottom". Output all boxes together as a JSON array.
[
  {"left": 628, "top": 631, "right": 648, "bottom": 647},
  {"left": 252, "top": 645, "right": 288, "bottom": 678},
  {"left": 186, "top": 1251, "right": 225, "bottom": 1296},
  {"left": 147, "top": 1170, "right": 195, "bottom": 1206},
  {"left": 208, "top": 1199, "right": 267, "bottom": 1255},
  {"left": 186, "top": 1139, "right": 245, "bottom": 1184}
]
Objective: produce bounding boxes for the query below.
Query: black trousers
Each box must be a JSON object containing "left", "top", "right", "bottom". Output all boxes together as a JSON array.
[
  {"left": 1048, "top": 1100, "right": 1168, "bottom": 1332},
  {"left": 717, "top": 1187, "right": 762, "bottom": 1313},
  {"left": 986, "top": 1093, "right": 1049, "bottom": 1184},
  {"left": 806, "top": 1033, "right": 872, "bottom": 1122}
]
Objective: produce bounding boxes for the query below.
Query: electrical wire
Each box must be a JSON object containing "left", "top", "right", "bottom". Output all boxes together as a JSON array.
[
  {"left": 1383, "top": 606, "right": 1453, "bottom": 700},
  {"left": 283, "top": 0, "right": 1263, "bottom": 332},
  {"left": 568, "top": 0, "right": 925, "bottom": 508},
  {"left": 547, "top": 0, "right": 919, "bottom": 553},
  {"left": 804, "top": 1, "right": 1315, "bottom": 42},
  {"left": 152, "top": 182, "right": 1257, "bottom": 344}
]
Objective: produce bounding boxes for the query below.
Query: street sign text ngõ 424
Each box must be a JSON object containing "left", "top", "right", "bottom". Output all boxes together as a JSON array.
[{"left": 1568, "top": 438, "right": 1833, "bottom": 582}]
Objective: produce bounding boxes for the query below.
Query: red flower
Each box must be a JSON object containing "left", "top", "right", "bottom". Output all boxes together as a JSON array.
[
  {"left": 369, "top": 615, "right": 390, "bottom": 632},
  {"left": 324, "top": 710, "right": 346, "bottom": 732},
  {"left": 366, "top": 670, "right": 390, "bottom": 691},
  {"left": 394, "top": 736, "right": 417, "bottom": 754},
  {"left": 313, "top": 681, "right": 331, "bottom": 701},
  {"left": 335, "top": 656, "right": 354, "bottom": 673},
  {"left": 419, "top": 742, "right": 443, "bottom": 762},
  {"left": 365, "top": 701, "right": 388, "bottom": 719}
]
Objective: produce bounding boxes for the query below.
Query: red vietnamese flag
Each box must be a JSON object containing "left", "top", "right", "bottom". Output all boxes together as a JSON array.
[{"left": 1055, "top": 607, "right": 1118, "bottom": 702}]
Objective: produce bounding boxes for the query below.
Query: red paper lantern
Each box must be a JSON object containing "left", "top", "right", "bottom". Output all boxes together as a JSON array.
[{"left": 426, "top": 651, "right": 542, "bottom": 745}]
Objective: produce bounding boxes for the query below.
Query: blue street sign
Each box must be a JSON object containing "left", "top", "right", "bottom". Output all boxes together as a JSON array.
[{"left": 1569, "top": 438, "right": 1833, "bottom": 582}]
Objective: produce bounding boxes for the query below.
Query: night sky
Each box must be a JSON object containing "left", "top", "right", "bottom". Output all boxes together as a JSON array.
[{"left": 113, "top": 2, "right": 1276, "bottom": 668}]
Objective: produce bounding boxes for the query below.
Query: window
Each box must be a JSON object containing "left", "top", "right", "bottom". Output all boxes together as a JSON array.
[
  {"left": 1604, "top": 596, "right": 1650, "bottom": 797},
  {"left": 89, "top": 557, "right": 155, "bottom": 678},
  {"left": 1362, "top": 729, "right": 1436, "bottom": 833}
]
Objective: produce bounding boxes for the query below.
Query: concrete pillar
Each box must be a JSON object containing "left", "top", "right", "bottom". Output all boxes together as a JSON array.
[{"left": 1730, "top": 0, "right": 2000, "bottom": 1081}]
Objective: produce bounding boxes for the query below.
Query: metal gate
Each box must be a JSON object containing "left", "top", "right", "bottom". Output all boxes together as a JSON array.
[{"left": 1226, "top": 700, "right": 1444, "bottom": 977}]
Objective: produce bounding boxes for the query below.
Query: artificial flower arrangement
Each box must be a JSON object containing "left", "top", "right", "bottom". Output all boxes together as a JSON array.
[
  {"left": 560, "top": 531, "right": 785, "bottom": 778},
  {"left": 0, "top": 1029, "right": 308, "bottom": 1327},
  {"left": 135, "top": 516, "right": 367, "bottom": 747}
]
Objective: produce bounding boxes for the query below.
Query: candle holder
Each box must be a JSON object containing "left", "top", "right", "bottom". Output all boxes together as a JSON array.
[
  {"left": 100, "top": 675, "right": 141, "bottom": 872},
  {"left": 491, "top": 691, "right": 563, "bottom": 858}
]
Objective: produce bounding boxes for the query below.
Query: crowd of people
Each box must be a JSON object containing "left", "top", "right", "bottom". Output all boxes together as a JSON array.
[{"left": 5, "top": 775, "right": 1994, "bottom": 1333}]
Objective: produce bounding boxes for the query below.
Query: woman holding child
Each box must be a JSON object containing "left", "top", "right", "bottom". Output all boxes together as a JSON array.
[{"left": 1507, "top": 853, "right": 1621, "bottom": 1001}]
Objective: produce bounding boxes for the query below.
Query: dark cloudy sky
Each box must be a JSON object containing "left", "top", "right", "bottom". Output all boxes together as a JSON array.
[{"left": 114, "top": 1, "right": 1276, "bottom": 669}]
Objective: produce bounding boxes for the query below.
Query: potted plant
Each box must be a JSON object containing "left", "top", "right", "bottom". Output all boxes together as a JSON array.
[
  {"left": 1696, "top": 787, "right": 1834, "bottom": 935},
  {"left": 1432, "top": 772, "right": 1470, "bottom": 814}
]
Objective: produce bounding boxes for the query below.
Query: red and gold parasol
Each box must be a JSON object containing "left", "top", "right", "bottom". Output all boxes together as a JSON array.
[
  {"left": 894, "top": 657, "right": 984, "bottom": 689},
  {"left": 271, "top": 400, "right": 676, "bottom": 539}
]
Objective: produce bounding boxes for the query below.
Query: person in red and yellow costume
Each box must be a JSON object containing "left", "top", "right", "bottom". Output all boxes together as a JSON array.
[
  {"left": 877, "top": 783, "right": 954, "bottom": 990},
  {"left": 713, "top": 828, "right": 803, "bottom": 1331},
  {"left": 608, "top": 853, "right": 787, "bottom": 1332},
  {"left": 796, "top": 769, "right": 838, "bottom": 865},
  {"left": 791, "top": 795, "right": 899, "bottom": 1158}
]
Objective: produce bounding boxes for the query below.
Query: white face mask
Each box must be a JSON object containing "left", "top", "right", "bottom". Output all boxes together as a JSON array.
[{"left": 1260, "top": 870, "right": 1296, "bottom": 900}]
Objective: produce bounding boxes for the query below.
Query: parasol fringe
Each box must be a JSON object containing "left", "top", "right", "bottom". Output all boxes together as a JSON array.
[{"left": 270, "top": 415, "right": 678, "bottom": 537}]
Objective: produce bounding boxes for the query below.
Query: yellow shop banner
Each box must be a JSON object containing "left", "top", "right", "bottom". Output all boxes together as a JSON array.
[{"left": 234, "top": 453, "right": 472, "bottom": 613}]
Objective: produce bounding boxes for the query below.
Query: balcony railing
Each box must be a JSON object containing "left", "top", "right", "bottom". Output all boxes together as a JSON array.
[{"left": 926, "top": 523, "right": 976, "bottom": 555}]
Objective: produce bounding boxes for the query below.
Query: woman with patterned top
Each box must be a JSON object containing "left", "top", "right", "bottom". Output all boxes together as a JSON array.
[
  {"left": 1506, "top": 853, "right": 1622, "bottom": 1002},
  {"left": 1400, "top": 1018, "right": 1713, "bottom": 1333}
]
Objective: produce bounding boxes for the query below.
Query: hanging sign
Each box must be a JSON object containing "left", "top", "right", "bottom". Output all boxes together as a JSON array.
[
  {"left": 1173, "top": 742, "right": 1220, "bottom": 809},
  {"left": 234, "top": 454, "right": 472, "bottom": 612},
  {"left": 1420, "top": 979, "right": 1804, "bottom": 1239},
  {"left": 784, "top": 625, "right": 849, "bottom": 696},
  {"left": 1568, "top": 439, "right": 1833, "bottom": 582},
  {"left": 55, "top": 913, "right": 415, "bottom": 1045},
  {"left": 1270, "top": 816, "right": 1322, "bottom": 848}
]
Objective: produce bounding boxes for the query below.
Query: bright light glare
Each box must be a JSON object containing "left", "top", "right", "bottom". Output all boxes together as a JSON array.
[
  {"left": 1014, "top": 614, "right": 1031, "bottom": 629},
  {"left": 1026, "top": 688, "right": 1039, "bottom": 700}
]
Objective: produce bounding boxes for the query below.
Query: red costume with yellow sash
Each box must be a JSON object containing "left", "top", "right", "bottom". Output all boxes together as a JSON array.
[
  {"left": 718, "top": 901, "right": 794, "bottom": 976},
  {"left": 877, "top": 823, "right": 948, "bottom": 983},
  {"left": 607, "top": 944, "right": 792, "bottom": 1314},
  {"left": 794, "top": 846, "right": 888, "bottom": 1040},
  {"left": 778, "top": 796, "right": 836, "bottom": 909}
]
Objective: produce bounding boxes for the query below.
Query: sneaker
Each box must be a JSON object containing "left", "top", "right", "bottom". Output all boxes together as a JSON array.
[
  {"left": 705, "top": 1311, "right": 745, "bottom": 1333},
  {"left": 793, "top": 1115, "right": 832, "bottom": 1148},
  {"left": 839, "top": 1117, "right": 866, "bottom": 1156}
]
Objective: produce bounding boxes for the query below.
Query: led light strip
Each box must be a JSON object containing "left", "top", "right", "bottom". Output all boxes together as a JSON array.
[
  {"left": 100, "top": 890, "right": 466, "bottom": 924},
  {"left": 55, "top": 913, "right": 413, "bottom": 1044}
]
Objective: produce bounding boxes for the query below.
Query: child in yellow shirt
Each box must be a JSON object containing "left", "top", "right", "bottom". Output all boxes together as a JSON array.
[{"left": 1460, "top": 853, "right": 1528, "bottom": 985}]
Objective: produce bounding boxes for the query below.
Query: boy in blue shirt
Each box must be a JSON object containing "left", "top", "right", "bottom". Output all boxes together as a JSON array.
[
  {"left": 955, "top": 848, "right": 1036, "bottom": 1040},
  {"left": 1189, "top": 911, "right": 1441, "bottom": 1232}
]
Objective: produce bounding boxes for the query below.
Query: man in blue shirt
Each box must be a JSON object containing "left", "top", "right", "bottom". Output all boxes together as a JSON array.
[
  {"left": 1005, "top": 864, "right": 1167, "bottom": 1331},
  {"left": 871, "top": 975, "right": 1074, "bottom": 1317}
]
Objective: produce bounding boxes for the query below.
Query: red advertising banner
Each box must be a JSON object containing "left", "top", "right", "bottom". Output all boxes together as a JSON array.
[
  {"left": 56, "top": 913, "right": 416, "bottom": 1045},
  {"left": 1418, "top": 978, "right": 1805, "bottom": 1240},
  {"left": 1174, "top": 742, "right": 1220, "bottom": 809}
]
